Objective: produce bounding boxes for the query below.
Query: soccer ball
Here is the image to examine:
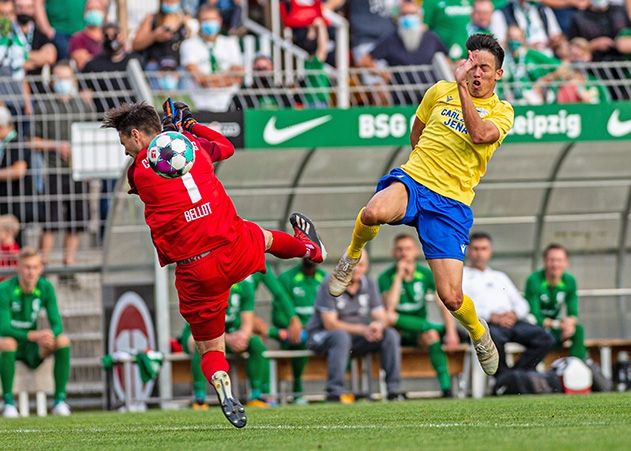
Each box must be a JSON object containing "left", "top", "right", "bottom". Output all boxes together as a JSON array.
[{"left": 147, "top": 131, "right": 195, "bottom": 178}]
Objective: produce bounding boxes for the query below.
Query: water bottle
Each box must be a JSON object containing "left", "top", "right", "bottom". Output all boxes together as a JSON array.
[{"left": 615, "top": 351, "right": 629, "bottom": 392}]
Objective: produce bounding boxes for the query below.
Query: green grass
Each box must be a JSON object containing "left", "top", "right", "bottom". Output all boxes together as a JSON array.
[{"left": 1, "top": 393, "right": 630, "bottom": 450}]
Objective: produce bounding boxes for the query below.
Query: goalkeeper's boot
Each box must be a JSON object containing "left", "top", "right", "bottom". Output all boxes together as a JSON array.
[
  {"left": 328, "top": 251, "right": 360, "bottom": 297},
  {"left": 289, "top": 212, "right": 327, "bottom": 264},
  {"left": 212, "top": 371, "right": 247, "bottom": 428},
  {"left": 473, "top": 319, "right": 499, "bottom": 375}
]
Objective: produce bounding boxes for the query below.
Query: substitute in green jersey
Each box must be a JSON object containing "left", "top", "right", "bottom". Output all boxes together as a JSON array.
[
  {"left": 0, "top": 248, "right": 71, "bottom": 417},
  {"left": 378, "top": 234, "right": 459, "bottom": 397},
  {"left": 276, "top": 259, "right": 326, "bottom": 402},
  {"left": 225, "top": 277, "right": 271, "bottom": 407},
  {"left": 524, "top": 243, "right": 586, "bottom": 360}
]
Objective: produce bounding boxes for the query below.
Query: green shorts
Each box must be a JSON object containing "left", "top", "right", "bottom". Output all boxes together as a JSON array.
[
  {"left": 178, "top": 323, "right": 193, "bottom": 355},
  {"left": 16, "top": 340, "right": 44, "bottom": 369},
  {"left": 399, "top": 319, "right": 446, "bottom": 346}
]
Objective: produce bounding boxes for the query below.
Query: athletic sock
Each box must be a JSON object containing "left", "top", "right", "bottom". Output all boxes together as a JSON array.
[
  {"left": 1, "top": 351, "right": 16, "bottom": 405},
  {"left": 246, "top": 336, "right": 269, "bottom": 399},
  {"left": 395, "top": 314, "right": 427, "bottom": 333},
  {"left": 191, "top": 348, "right": 207, "bottom": 401},
  {"left": 428, "top": 342, "right": 451, "bottom": 392},
  {"left": 451, "top": 294, "right": 485, "bottom": 341},
  {"left": 200, "top": 350, "right": 230, "bottom": 384},
  {"left": 347, "top": 208, "right": 380, "bottom": 259},
  {"left": 267, "top": 230, "right": 309, "bottom": 259},
  {"left": 292, "top": 357, "right": 307, "bottom": 394},
  {"left": 54, "top": 346, "right": 71, "bottom": 403}
]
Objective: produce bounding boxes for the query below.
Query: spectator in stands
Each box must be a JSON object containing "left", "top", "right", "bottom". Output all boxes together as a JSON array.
[
  {"left": 0, "top": 247, "right": 72, "bottom": 417},
  {"left": 468, "top": 0, "right": 494, "bottom": 36},
  {"left": 31, "top": 61, "right": 95, "bottom": 280},
  {"left": 462, "top": 232, "right": 555, "bottom": 375},
  {"left": 379, "top": 234, "right": 459, "bottom": 397},
  {"left": 34, "top": 0, "right": 86, "bottom": 60},
  {"left": 0, "top": 0, "right": 33, "bottom": 120},
  {"left": 357, "top": 0, "right": 448, "bottom": 105},
  {"left": 132, "top": 0, "right": 188, "bottom": 70},
  {"left": 344, "top": 0, "right": 396, "bottom": 105},
  {"left": 207, "top": 0, "right": 244, "bottom": 35},
  {"left": 275, "top": 259, "right": 327, "bottom": 404},
  {"left": 0, "top": 105, "right": 37, "bottom": 238},
  {"left": 15, "top": 0, "right": 56, "bottom": 80},
  {"left": 306, "top": 251, "right": 402, "bottom": 403},
  {"left": 423, "top": 0, "right": 472, "bottom": 60},
  {"left": 0, "top": 214, "right": 20, "bottom": 276},
  {"left": 300, "top": 16, "right": 331, "bottom": 108},
  {"left": 232, "top": 53, "right": 293, "bottom": 109},
  {"left": 82, "top": 23, "right": 139, "bottom": 113},
  {"left": 280, "top": 0, "right": 326, "bottom": 50},
  {"left": 68, "top": 0, "right": 107, "bottom": 71},
  {"left": 525, "top": 243, "right": 587, "bottom": 360},
  {"left": 154, "top": 55, "right": 183, "bottom": 93},
  {"left": 490, "top": 0, "right": 563, "bottom": 56},
  {"left": 568, "top": 0, "right": 631, "bottom": 61},
  {"left": 499, "top": 25, "right": 559, "bottom": 104},
  {"left": 180, "top": 4, "right": 243, "bottom": 111}
]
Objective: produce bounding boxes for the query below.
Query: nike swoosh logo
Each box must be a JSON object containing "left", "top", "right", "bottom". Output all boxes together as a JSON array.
[
  {"left": 263, "top": 115, "right": 332, "bottom": 145},
  {"left": 607, "top": 109, "right": 631, "bottom": 138}
]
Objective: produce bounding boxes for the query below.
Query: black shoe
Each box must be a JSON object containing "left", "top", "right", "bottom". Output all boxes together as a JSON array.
[
  {"left": 387, "top": 392, "right": 407, "bottom": 401},
  {"left": 211, "top": 371, "right": 247, "bottom": 428},
  {"left": 289, "top": 212, "right": 327, "bottom": 263},
  {"left": 441, "top": 389, "right": 453, "bottom": 398}
]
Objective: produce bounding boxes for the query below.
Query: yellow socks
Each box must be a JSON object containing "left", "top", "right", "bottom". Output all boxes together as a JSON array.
[
  {"left": 346, "top": 208, "right": 380, "bottom": 259},
  {"left": 451, "top": 294, "right": 485, "bottom": 341}
]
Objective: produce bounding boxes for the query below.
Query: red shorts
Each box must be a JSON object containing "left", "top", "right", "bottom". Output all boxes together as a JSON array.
[{"left": 175, "top": 219, "right": 266, "bottom": 341}]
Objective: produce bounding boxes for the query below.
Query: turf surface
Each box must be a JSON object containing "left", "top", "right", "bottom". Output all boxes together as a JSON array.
[{"left": 1, "top": 393, "right": 630, "bottom": 450}]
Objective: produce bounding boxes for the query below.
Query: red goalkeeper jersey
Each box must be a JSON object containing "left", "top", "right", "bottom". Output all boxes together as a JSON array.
[{"left": 127, "top": 123, "right": 239, "bottom": 266}]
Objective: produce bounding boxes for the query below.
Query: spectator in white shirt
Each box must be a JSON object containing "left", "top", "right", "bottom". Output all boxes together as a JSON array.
[
  {"left": 179, "top": 4, "right": 243, "bottom": 111},
  {"left": 462, "top": 232, "right": 555, "bottom": 374}
]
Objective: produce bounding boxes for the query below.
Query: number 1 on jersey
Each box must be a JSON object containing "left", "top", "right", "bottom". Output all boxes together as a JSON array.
[{"left": 182, "top": 172, "right": 202, "bottom": 203}]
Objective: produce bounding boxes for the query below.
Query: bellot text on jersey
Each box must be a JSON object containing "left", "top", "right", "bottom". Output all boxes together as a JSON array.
[{"left": 184, "top": 202, "right": 212, "bottom": 222}]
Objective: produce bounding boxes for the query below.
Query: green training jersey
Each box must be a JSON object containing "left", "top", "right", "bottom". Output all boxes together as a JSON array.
[
  {"left": 252, "top": 264, "right": 296, "bottom": 319},
  {"left": 378, "top": 264, "right": 435, "bottom": 318},
  {"left": 524, "top": 269, "right": 579, "bottom": 325},
  {"left": 423, "top": 0, "right": 472, "bottom": 60},
  {"left": 278, "top": 265, "right": 327, "bottom": 325},
  {"left": 225, "top": 278, "right": 255, "bottom": 333},
  {"left": 0, "top": 276, "right": 63, "bottom": 340}
]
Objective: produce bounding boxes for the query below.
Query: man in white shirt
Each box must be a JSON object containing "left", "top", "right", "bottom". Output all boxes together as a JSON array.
[
  {"left": 462, "top": 232, "right": 555, "bottom": 374},
  {"left": 179, "top": 4, "right": 243, "bottom": 111}
]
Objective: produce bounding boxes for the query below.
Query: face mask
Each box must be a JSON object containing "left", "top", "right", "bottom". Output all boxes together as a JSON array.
[
  {"left": 16, "top": 14, "right": 33, "bottom": 26},
  {"left": 398, "top": 24, "right": 424, "bottom": 52},
  {"left": 508, "top": 40, "right": 522, "bottom": 53},
  {"left": 161, "top": 2, "right": 182, "bottom": 14},
  {"left": 591, "top": 0, "right": 609, "bottom": 8},
  {"left": 399, "top": 14, "right": 421, "bottom": 30},
  {"left": 159, "top": 75, "right": 179, "bottom": 91},
  {"left": 53, "top": 79, "right": 75, "bottom": 96},
  {"left": 200, "top": 20, "right": 221, "bottom": 37},
  {"left": 104, "top": 36, "right": 121, "bottom": 53},
  {"left": 84, "top": 9, "right": 104, "bottom": 28}
]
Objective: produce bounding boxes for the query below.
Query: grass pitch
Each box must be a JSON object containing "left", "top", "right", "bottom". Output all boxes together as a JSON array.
[{"left": 1, "top": 393, "right": 629, "bottom": 450}]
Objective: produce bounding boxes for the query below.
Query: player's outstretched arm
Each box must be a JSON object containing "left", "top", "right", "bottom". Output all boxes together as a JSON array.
[{"left": 175, "top": 102, "right": 235, "bottom": 162}]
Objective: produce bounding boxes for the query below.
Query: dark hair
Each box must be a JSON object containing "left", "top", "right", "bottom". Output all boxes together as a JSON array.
[
  {"left": 543, "top": 243, "right": 567, "bottom": 259},
  {"left": 466, "top": 33, "right": 504, "bottom": 69},
  {"left": 198, "top": 4, "right": 220, "bottom": 19},
  {"left": 394, "top": 233, "right": 416, "bottom": 244},
  {"left": 470, "top": 231, "right": 492, "bottom": 243},
  {"left": 102, "top": 102, "right": 161, "bottom": 136}
]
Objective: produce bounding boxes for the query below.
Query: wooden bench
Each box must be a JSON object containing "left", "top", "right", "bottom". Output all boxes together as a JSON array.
[
  {"left": 469, "top": 338, "right": 631, "bottom": 398},
  {"left": 14, "top": 359, "right": 53, "bottom": 417}
]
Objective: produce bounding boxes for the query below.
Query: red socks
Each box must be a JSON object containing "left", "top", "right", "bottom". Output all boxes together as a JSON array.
[
  {"left": 201, "top": 350, "right": 230, "bottom": 381},
  {"left": 267, "top": 230, "right": 309, "bottom": 259}
]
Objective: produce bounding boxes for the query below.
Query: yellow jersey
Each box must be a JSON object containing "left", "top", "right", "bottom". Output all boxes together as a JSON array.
[{"left": 400, "top": 80, "right": 514, "bottom": 206}]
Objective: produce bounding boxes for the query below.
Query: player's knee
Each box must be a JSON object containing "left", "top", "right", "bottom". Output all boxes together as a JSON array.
[
  {"left": 0, "top": 336, "right": 17, "bottom": 351},
  {"left": 329, "top": 330, "right": 352, "bottom": 349},
  {"left": 438, "top": 289, "right": 463, "bottom": 311},
  {"left": 382, "top": 328, "right": 400, "bottom": 346},
  {"left": 196, "top": 335, "right": 225, "bottom": 354},
  {"left": 361, "top": 202, "right": 390, "bottom": 226},
  {"left": 56, "top": 334, "right": 71, "bottom": 349},
  {"left": 421, "top": 330, "right": 440, "bottom": 346}
]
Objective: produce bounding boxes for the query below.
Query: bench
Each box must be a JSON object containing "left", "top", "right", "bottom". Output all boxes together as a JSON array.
[
  {"left": 469, "top": 338, "right": 631, "bottom": 398},
  {"left": 14, "top": 359, "right": 53, "bottom": 417}
]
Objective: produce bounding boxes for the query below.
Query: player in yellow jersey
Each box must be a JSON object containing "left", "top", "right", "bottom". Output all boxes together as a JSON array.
[{"left": 329, "top": 34, "right": 514, "bottom": 375}]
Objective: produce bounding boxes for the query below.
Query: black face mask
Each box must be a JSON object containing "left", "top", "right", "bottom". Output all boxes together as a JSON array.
[
  {"left": 16, "top": 14, "right": 33, "bottom": 26},
  {"left": 104, "top": 36, "right": 121, "bottom": 54}
]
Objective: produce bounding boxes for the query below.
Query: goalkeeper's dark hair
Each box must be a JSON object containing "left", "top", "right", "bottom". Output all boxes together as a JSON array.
[
  {"left": 102, "top": 102, "right": 161, "bottom": 136},
  {"left": 466, "top": 33, "right": 504, "bottom": 69},
  {"left": 470, "top": 231, "right": 492, "bottom": 243}
]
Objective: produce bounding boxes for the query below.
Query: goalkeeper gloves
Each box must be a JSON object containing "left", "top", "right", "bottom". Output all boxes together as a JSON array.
[
  {"left": 174, "top": 101, "right": 197, "bottom": 132},
  {"left": 161, "top": 97, "right": 180, "bottom": 132}
]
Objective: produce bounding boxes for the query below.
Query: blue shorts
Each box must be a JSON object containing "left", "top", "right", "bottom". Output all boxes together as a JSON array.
[{"left": 376, "top": 168, "right": 473, "bottom": 261}]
